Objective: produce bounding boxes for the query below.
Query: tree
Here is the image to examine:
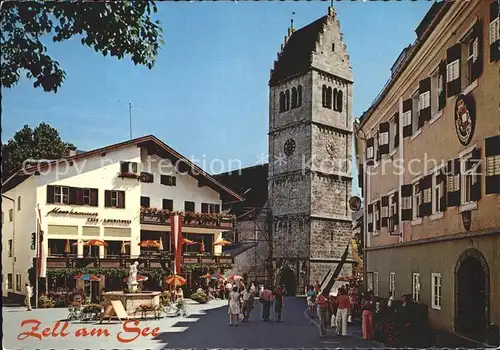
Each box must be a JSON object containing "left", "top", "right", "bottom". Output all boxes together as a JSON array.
[
  {"left": 5, "top": 122, "right": 76, "bottom": 174},
  {"left": 1, "top": 1, "right": 163, "bottom": 92}
]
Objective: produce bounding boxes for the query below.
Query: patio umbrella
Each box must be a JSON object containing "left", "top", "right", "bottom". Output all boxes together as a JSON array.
[
  {"left": 211, "top": 273, "right": 224, "bottom": 280},
  {"left": 138, "top": 240, "right": 160, "bottom": 248},
  {"left": 85, "top": 239, "right": 108, "bottom": 247},
  {"left": 165, "top": 275, "right": 186, "bottom": 287},
  {"left": 64, "top": 239, "right": 71, "bottom": 253},
  {"left": 213, "top": 239, "right": 231, "bottom": 246},
  {"left": 74, "top": 274, "right": 101, "bottom": 281},
  {"left": 121, "top": 241, "right": 127, "bottom": 254},
  {"left": 226, "top": 274, "right": 243, "bottom": 281},
  {"left": 200, "top": 273, "right": 212, "bottom": 279},
  {"left": 71, "top": 241, "right": 79, "bottom": 246},
  {"left": 122, "top": 275, "right": 148, "bottom": 282},
  {"left": 183, "top": 238, "right": 197, "bottom": 245}
]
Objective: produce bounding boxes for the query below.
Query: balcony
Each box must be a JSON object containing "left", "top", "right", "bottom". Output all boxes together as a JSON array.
[
  {"left": 45, "top": 252, "right": 233, "bottom": 269},
  {"left": 140, "top": 207, "right": 235, "bottom": 230}
]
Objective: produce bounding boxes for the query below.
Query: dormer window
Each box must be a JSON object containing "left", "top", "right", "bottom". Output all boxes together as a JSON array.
[{"left": 332, "top": 43, "right": 335, "bottom": 51}]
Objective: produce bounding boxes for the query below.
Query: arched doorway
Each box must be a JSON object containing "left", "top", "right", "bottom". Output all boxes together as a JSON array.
[
  {"left": 455, "top": 248, "right": 489, "bottom": 342},
  {"left": 277, "top": 265, "right": 297, "bottom": 296}
]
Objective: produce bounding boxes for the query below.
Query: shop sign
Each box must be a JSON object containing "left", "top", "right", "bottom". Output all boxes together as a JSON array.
[
  {"left": 47, "top": 207, "right": 98, "bottom": 217},
  {"left": 455, "top": 94, "right": 476, "bottom": 146},
  {"left": 86, "top": 218, "right": 131, "bottom": 224}
]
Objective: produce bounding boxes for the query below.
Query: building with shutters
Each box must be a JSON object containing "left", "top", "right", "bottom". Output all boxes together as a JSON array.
[
  {"left": 1, "top": 135, "right": 242, "bottom": 301},
  {"left": 355, "top": 0, "right": 499, "bottom": 344}
]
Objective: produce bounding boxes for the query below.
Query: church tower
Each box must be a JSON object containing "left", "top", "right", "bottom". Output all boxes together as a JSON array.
[{"left": 268, "top": 6, "right": 353, "bottom": 294}]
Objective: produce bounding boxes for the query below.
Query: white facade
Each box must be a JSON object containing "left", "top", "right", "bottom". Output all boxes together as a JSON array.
[{"left": 2, "top": 137, "right": 237, "bottom": 297}]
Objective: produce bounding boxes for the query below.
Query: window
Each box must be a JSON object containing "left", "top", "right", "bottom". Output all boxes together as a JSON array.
[
  {"left": 413, "top": 182, "right": 421, "bottom": 219},
  {"left": 120, "top": 161, "right": 138, "bottom": 174},
  {"left": 461, "top": 33, "right": 478, "bottom": 87},
  {"left": 285, "top": 89, "right": 290, "bottom": 111},
  {"left": 297, "top": 85, "right": 302, "bottom": 107},
  {"left": 16, "top": 274, "right": 21, "bottom": 292},
  {"left": 322, "top": 85, "right": 328, "bottom": 107},
  {"left": 431, "top": 70, "right": 440, "bottom": 116},
  {"left": 431, "top": 273, "right": 442, "bottom": 310},
  {"left": 491, "top": 17, "right": 500, "bottom": 44},
  {"left": 7, "top": 273, "right": 12, "bottom": 290},
  {"left": 374, "top": 202, "right": 380, "bottom": 232},
  {"left": 326, "top": 87, "right": 333, "bottom": 109},
  {"left": 402, "top": 110, "right": 412, "bottom": 129},
  {"left": 446, "top": 59, "right": 460, "bottom": 83},
  {"left": 83, "top": 188, "right": 91, "bottom": 205},
  {"left": 201, "top": 203, "right": 220, "bottom": 213},
  {"left": 140, "top": 196, "right": 150, "bottom": 208},
  {"left": 334, "top": 89, "right": 343, "bottom": 112},
  {"left": 162, "top": 199, "right": 173, "bottom": 211},
  {"left": 8, "top": 239, "right": 12, "bottom": 257},
  {"left": 160, "top": 175, "right": 176, "bottom": 186},
  {"left": 485, "top": 135, "right": 500, "bottom": 194},
  {"left": 184, "top": 201, "right": 195, "bottom": 212},
  {"left": 461, "top": 151, "right": 474, "bottom": 205},
  {"left": 17, "top": 196, "right": 21, "bottom": 211},
  {"left": 54, "top": 186, "right": 70, "bottom": 204},
  {"left": 419, "top": 90, "right": 430, "bottom": 112},
  {"left": 366, "top": 272, "right": 374, "bottom": 292},
  {"left": 332, "top": 43, "right": 335, "bottom": 51},
  {"left": 432, "top": 172, "right": 444, "bottom": 214},
  {"left": 389, "top": 116, "right": 397, "bottom": 153},
  {"left": 412, "top": 273, "right": 420, "bottom": 303},
  {"left": 140, "top": 172, "right": 154, "bottom": 183},
  {"left": 389, "top": 193, "right": 397, "bottom": 232},
  {"left": 291, "top": 87, "right": 298, "bottom": 109},
  {"left": 389, "top": 272, "right": 395, "bottom": 297},
  {"left": 9, "top": 209, "right": 13, "bottom": 222},
  {"left": 411, "top": 90, "right": 420, "bottom": 133},
  {"left": 373, "top": 272, "right": 379, "bottom": 296},
  {"left": 105, "top": 190, "right": 125, "bottom": 208},
  {"left": 279, "top": 92, "right": 285, "bottom": 112}
]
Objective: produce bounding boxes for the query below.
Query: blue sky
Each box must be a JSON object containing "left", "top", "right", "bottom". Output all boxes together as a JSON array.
[{"left": 2, "top": 1, "right": 433, "bottom": 195}]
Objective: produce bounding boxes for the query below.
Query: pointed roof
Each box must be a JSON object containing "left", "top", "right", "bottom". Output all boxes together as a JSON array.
[
  {"left": 2, "top": 135, "right": 244, "bottom": 202},
  {"left": 269, "top": 15, "right": 328, "bottom": 86}
]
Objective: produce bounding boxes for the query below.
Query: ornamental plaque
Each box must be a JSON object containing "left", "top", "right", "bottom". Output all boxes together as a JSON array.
[
  {"left": 461, "top": 211, "right": 472, "bottom": 232},
  {"left": 454, "top": 94, "right": 476, "bottom": 146}
]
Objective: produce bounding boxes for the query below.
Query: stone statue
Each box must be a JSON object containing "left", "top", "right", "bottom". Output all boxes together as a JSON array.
[{"left": 128, "top": 261, "right": 139, "bottom": 293}]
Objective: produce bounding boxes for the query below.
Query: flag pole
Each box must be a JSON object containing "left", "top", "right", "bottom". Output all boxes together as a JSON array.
[{"left": 35, "top": 207, "right": 39, "bottom": 308}]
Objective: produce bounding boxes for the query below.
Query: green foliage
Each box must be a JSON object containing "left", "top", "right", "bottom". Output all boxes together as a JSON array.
[
  {"left": 6, "top": 122, "right": 76, "bottom": 172},
  {"left": 1, "top": 1, "right": 163, "bottom": 92},
  {"left": 82, "top": 303, "right": 102, "bottom": 313},
  {"left": 190, "top": 292, "right": 208, "bottom": 304},
  {"left": 38, "top": 294, "right": 55, "bottom": 308},
  {"left": 47, "top": 267, "right": 128, "bottom": 280}
]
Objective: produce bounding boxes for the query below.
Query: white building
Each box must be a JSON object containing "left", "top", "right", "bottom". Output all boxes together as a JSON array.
[{"left": 2, "top": 135, "right": 242, "bottom": 300}]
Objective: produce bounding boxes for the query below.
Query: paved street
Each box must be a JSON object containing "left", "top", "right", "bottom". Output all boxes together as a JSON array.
[{"left": 3, "top": 297, "right": 381, "bottom": 349}]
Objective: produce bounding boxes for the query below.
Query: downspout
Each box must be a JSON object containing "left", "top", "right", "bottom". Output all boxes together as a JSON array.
[{"left": 2, "top": 195, "right": 15, "bottom": 295}]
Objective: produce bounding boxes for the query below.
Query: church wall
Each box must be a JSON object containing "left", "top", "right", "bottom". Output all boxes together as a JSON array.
[
  {"left": 310, "top": 174, "right": 349, "bottom": 218},
  {"left": 268, "top": 174, "right": 310, "bottom": 216},
  {"left": 311, "top": 125, "right": 350, "bottom": 174},
  {"left": 273, "top": 217, "right": 310, "bottom": 259}
]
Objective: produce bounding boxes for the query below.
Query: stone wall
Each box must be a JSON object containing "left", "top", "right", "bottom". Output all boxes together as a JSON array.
[
  {"left": 310, "top": 174, "right": 349, "bottom": 218},
  {"left": 310, "top": 218, "right": 352, "bottom": 260}
]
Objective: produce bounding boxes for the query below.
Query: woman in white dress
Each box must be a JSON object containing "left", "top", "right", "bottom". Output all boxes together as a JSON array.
[{"left": 228, "top": 286, "right": 241, "bottom": 326}]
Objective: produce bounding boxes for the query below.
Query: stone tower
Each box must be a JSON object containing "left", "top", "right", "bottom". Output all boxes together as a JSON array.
[{"left": 268, "top": 6, "right": 353, "bottom": 294}]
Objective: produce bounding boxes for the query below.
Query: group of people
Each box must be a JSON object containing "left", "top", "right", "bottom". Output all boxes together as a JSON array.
[
  {"left": 307, "top": 284, "right": 375, "bottom": 340},
  {"left": 226, "top": 283, "right": 285, "bottom": 326}
]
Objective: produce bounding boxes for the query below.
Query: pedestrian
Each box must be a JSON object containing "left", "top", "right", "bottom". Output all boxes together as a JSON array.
[
  {"left": 361, "top": 292, "right": 375, "bottom": 340},
  {"left": 241, "top": 285, "right": 253, "bottom": 322},
  {"left": 387, "top": 291, "right": 394, "bottom": 308},
  {"left": 306, "top": 285, "right": 317, "bottom": 318},
  {"left": 329, "top": 292, "right": 338, "bottom": 328},
  {"left": 314, "top": 280, "right": 321, "bottom": 294},
  {"left": 225, "top": 281, "right": 232, "bottom": 299},
  {"left": 336, "top": 287, "right": 349, "bottom": 336},
  {"left": 25, "top": 282, "right": 33, "bottom": 311},
  {"left": 250, "top": 282, "right": 256, "bottom": 294},
  {"left": 273, "top": 285, "right": 284, "bottom": 321},
  {"left": 259, "top": 285, "right": 273, "bottom": 321},
  {"left": 316, "top": 289, "right": 330, "bottom": 338},
  {"left": 175, "top": 286, "right": 184, "bottom": 302},
  {"left": 228, "top": 286, "right": 241, "bottom": 326}
]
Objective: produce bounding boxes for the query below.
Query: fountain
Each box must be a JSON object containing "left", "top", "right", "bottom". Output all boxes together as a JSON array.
[{"left": 101, "top": 261, "right": 161, "bottom": 319}]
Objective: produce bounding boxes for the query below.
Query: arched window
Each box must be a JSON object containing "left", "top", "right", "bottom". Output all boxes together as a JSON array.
[
  {"left": 322, "top": 85, "right": 327, "bottom": 107},
  {"left": 336, "top": 90, "right": 343, "bottom": 112},
  {"left": 279, "top": 92, "right": 285, "bottom": 112},
  {"left": 297, "top": 85, "right": 302, "bottom": 107},
  {"left": 291, "top": 87, "right": 298, "bottom": 109},
  {"left": 285, "top": 89, "right": 290, "bottom": 111},
  {"left": 333, "top": 88, "right": 338, "bottom": 110},
  {"left": 326, "top": 87, "right": 333, "bottom": 109}
]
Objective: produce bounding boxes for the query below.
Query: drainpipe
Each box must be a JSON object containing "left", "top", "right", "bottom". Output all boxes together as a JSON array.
[{"left": 2, "top": 195, "right": 15, "bottom": 296}]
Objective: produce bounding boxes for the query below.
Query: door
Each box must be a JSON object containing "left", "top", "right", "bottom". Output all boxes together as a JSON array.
[{"left": 456, "top": 255, "right": 487, "bottom": 341}]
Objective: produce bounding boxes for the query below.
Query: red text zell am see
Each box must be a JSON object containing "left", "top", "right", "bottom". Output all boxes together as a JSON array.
[{"left": 17, "top": 319, "right": 160, "bottom": 343}]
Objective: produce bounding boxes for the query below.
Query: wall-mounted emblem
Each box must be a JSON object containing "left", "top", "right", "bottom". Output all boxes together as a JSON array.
[
  {"left": 461, "top": 211, "right": 472, "bottom": 232},
  {"left": 455, "top": 94, "right": 476, "bottom": 146},
  {"left": 349, "top": 196, "right": 362, "bottom": 211},
  {"left": 326, "top": 140, "right": 336, "bottom": 155}
]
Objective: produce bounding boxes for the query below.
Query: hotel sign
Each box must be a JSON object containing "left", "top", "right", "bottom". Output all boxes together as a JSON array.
[
  {"left": 47, "top": 207, "right": 130, "bottom": 224},
  {"left": 47, "top": 207, "right": 98, "bottom": 217}
]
